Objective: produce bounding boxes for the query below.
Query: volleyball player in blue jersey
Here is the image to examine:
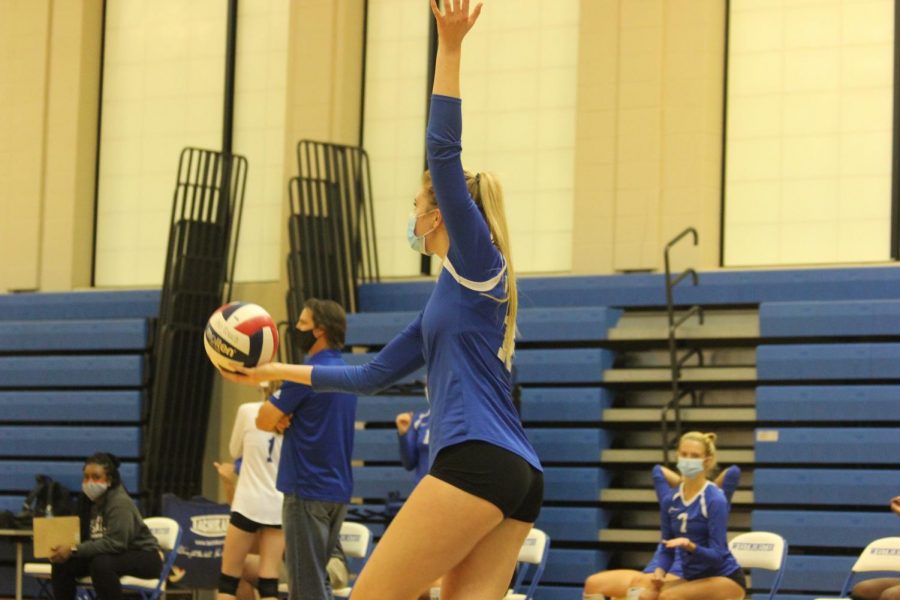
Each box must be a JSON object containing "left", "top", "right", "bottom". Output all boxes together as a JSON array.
[
  {"left": 644, "top": 431, "right": 744, "bottom": 600},
  {"left": 221, "top": 2, "right": 543, "bottom": 598},
  {"left": 583, "top": 463, "right": 741, "bottom": 600}
]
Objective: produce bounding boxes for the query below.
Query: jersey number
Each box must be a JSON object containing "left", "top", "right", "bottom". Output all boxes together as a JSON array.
[
  {"left": 677, "top": 512, "right": 688, "bottom": 534},
  {"left": 267, "top": 436, "right": 275, "bottom": 463}
]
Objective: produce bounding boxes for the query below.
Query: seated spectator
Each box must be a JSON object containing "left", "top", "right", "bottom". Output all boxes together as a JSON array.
[
  {"left": 51, "top": 453, "right": 162, "bottom": 600},
  {"left": 583, "top": 464, "right": 741, "bottom": 600},
  {"left": 849, "top": 495, "right": 900, "bottom": 600}
]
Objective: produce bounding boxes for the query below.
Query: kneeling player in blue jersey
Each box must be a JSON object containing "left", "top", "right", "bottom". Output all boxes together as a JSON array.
[
  {"left": 583, "top": 463, "right": 741, "bottom": 600},
  {"left": 646, "top": 431, "right": 745, "bottom": 600}
]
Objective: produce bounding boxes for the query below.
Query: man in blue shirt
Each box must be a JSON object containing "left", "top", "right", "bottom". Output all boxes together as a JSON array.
[{"left": 255, "top": 299, "right": 357, "bottom": 600}]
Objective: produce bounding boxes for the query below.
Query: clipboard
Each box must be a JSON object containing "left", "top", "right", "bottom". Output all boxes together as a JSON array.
[{"left": 32, "top": 516, "right": 80, "bottom": 558}]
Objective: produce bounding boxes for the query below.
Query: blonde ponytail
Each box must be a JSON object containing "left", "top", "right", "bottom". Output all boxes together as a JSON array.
[
  {"left": 469, "top": 171, "right": 517, "bottom": 370},
  {"left": 420, "top": 169, "right": 518, "bottom": 370}
]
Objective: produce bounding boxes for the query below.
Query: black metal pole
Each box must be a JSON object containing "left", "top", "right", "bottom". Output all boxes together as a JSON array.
[
  {"left": 220, "top": 0, "right": 238, "bottom": 225},
  {"left": 91, "top": 0, "right": 108, "bottom": 287},
  {"left": 719, "top": 0, "right": 731, "bottom": 267},
  {"left": 421, "top": 3, "right": 438, "bottom": 276},
  {"left": 891, "top": 0, "right": 900, "bottom": 258},
  {"left": 358, "top": 0, "right": 369, "bottom": 148}
]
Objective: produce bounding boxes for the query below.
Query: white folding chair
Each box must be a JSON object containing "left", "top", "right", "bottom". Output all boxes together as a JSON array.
[
  {"left": 729, "top": 531, "right": 788, "bottom": 600},
  {"left": 815, "top": 536, "right": 900, "bottom": 600},
  {"left": 332, "top": 521, "right": 373, "bottom": 598},
  {"left": 504, "top": 528, "right": 551, "bottom": 600},
  {"left": 25, "top": 517, "right": 182, "bottom": 600},
  {"left": 277, "top": 521, "right": 374, "bottom": 599}
]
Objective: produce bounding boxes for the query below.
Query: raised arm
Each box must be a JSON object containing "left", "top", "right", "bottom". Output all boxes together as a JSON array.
[{"left": 427, "top": 0, "right": 499, "bottom": 279}]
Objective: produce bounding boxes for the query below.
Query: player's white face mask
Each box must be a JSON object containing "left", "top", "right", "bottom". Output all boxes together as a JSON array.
[
  {"left": 407, "top": 210, "right": 438, "bottom": 255},
  {"left": 676, "top": 457, "right": 705, "bottom": 479}
]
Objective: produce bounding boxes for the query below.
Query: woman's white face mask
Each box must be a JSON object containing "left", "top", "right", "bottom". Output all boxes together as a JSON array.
[{"left": 407, "top": 209, "right": 438, "bottom": 255}]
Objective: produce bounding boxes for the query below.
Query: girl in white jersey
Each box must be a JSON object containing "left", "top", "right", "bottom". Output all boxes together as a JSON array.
[{"left": 217, "top": 401, "right": 287, "bottom": 600}]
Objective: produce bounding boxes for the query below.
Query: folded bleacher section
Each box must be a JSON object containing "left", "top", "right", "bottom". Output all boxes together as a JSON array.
[
  {"left": 0, "top": 290, "right": 158, "bottom": 596},
  {"left": 349, "top": 266, "right": 900, "bottom": 600}
]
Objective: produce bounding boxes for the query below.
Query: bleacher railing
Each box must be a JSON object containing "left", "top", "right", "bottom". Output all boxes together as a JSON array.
[
  {"left": 286, "top": 140, "right": 379, "bottom": 358},
  {"left": 144, "top": 148, "right": 247, "bottom": 515},
  {"left": 661, "top": 227, "right": 704, "bottom": 464}
]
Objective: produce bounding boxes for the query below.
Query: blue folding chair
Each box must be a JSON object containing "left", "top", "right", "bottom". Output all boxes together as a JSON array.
[
  {"left": 729, "top": 531, "right": 788, "bottom": 600},
  {"left": 504, "top": 528, "right": 550, "bottom": 600}
]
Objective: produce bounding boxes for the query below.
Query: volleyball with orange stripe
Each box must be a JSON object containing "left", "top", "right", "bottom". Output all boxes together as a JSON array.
[{"left": 203, "top": 302, "right": 278, "bottom": 372}]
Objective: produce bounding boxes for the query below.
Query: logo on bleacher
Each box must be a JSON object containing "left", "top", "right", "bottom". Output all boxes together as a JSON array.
[
  {"left": 871, "top": 548, "right": 900, "bottom": 556},
  {"left": 732, "top": 543, "right": 775, "bottom": 552},
  {"left": 190, "top": 514, "right": 229, "bottom": 537}
]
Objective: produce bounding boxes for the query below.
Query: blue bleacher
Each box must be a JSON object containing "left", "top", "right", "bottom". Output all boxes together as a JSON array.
[
  {"left": 752, "top": 555, "right": 855, "bottom": 594},
  {"left": 345, "top": 307, "right": 622, "bottom": 346},
  {"left": 353, "top": 395, "right": 429, "bottom": 422},
  {"left": 0, "top": 391, "right": 143, "bottom": 422},
  {"left": 0, "top": 460, "right": 140, "bottom": 491},
  {"left": 0, "top": 426, "right": 141, "bottom": 458},
  {"left": 753, "top": 469, "right": 900, "bottom": 505},
  {"left": 543, "top": 468, "right": 609, "bottom": 502},
  {"left": 754, "top": 428, "right": 900, "bottom": 464},
  {"left": 0, "top": 355, "right": 147, "bottom": 388},
  {"left": 532, "top": 586, "right": 585, "bottom": 600},
  {"left": 752, "top": 510, "right": 900, "bottom": 548},
  {"left": 521, "top": 387, "right": 613, "bottom": 423},
  {"left": 0, "top": 290, "right": 160, "bottom": 321},
  {"left": 525, "top": 429, "right": 611, "bottom": 462},
  {"left": 756, "top": 386, "right": 900, "bottom": 421},
  {"left": 520, "top": 388, "right": 612, "bottom": 422},
  {"left": 760, "top": 299, "right": 900, "bottom": 337},
  {"left": 536, "top": 507, "right": 609, "bottom": 542},
  {"left": 0, "top": 319, "right": 151, "bottom": 352},
  {"left": 351, "top": 466, "right": 416, "bottom": 499},
  {"left": 757, "top": 343, "right": 900, "bottom": 380},
  {"left": 543, "top": 548, "right": 607, "bottom": 585},
  {"left": 358, "top": 266, "right": 900, "bottom": 311}
]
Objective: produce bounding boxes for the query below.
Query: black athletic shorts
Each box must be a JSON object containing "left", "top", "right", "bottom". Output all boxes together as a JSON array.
[
  {"left": 429, "top": 440, "right": 543, "bottom": 522},
  {"left": 723, "top": 567, "right": 747, "bottom": 591},
  {"left": 230, "top": 511, "right": 281, "bottom": 533}
]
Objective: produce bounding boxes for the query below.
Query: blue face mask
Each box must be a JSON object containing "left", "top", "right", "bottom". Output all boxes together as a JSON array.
[
  {"left": 677, "top": 457, "right": 705, "bottom": 479},
  {"left": 407, "top": 210, "right": 437, "bottom": 256}
]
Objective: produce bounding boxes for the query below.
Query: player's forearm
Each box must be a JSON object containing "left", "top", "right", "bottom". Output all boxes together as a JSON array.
[{"left": 432, "top": 45, "right": 461, "bottom": 98}]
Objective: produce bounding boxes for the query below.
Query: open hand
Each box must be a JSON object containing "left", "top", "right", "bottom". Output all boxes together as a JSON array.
[
  {"left": 218, "top": 362, "right": 283, "bottom": 386},
  {"left": 664, "top": 537, "right": 695, "bottom": 552},
  {"left": 213, "top": 461, "right": 236, "bottom": 484},
  {"left": 891, "top": 495, "right": 900, "bottom": 517},
  {"left": 49, "top": 545, "right": 72, "bottom": 563},
  {"left": 430, "top": 0, "right": 483, "bottom": 50}
]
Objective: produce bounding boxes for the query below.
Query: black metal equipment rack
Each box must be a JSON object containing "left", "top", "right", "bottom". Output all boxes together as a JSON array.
[
  {"left": 285, "top": 140, "right": 379, "bottom": 357},
  {"left": 660, "top": 227, "right": 705, "bottom": 465},
  {"left": 142, "top": 148, "right": 247, "bottom": 515}
]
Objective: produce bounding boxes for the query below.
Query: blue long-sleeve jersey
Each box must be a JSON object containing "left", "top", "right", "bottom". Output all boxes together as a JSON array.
[
  {"left": 655, "top": 478, "right": 741, "bottom": 580},
  {"left": 398, "top": 410, "right": 430, "bottom": 483},
  {"left": 312, "top": 95, "right": 541, "bottom": 473}
]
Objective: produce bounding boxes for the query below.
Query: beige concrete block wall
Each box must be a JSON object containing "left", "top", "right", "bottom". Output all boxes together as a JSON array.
[
  {"left": 572, "top": 0, "right": 725, "bottom": 274},
  {"left": 0, "top": 0, "right": 52, "bottom": 291},
  {"left": 0, "top": 0, "right": 101, "bottom": 293}
]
